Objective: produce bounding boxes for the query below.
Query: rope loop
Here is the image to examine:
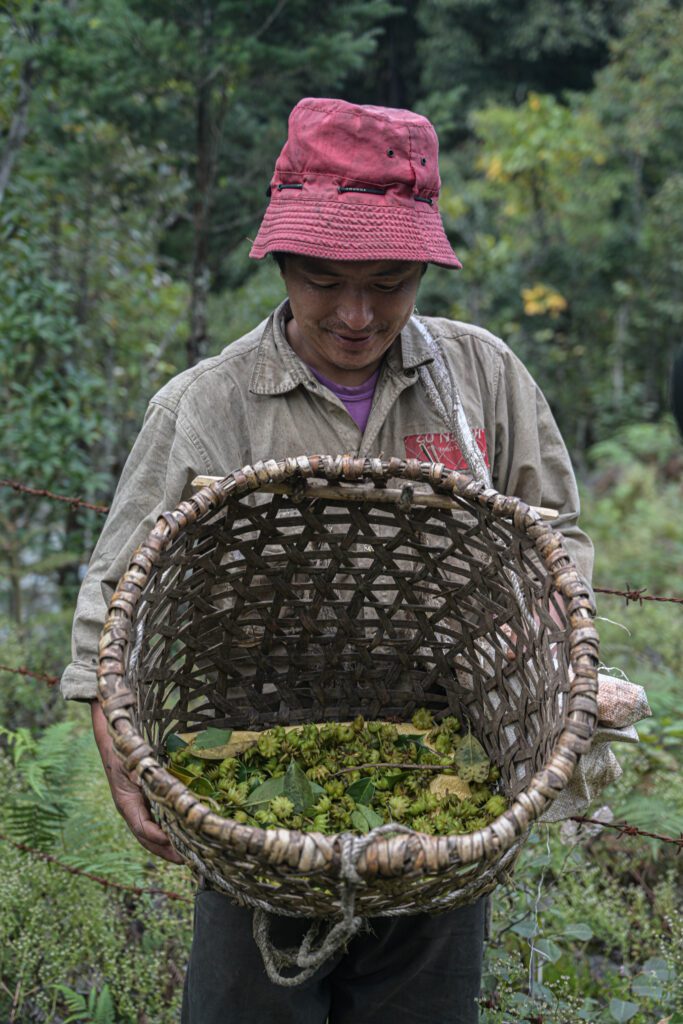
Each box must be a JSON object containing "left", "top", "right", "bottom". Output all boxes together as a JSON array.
[{"left": 252, "top": 825, "right": 413, "bottom": 986}]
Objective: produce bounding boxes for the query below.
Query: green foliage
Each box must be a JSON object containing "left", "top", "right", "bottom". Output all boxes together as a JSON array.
[
  {"left": 416, "top": 0, "right": 634, "bottom": 142},
  {"left": 481, "top": 830, "right": 683, "bottom": 1023},
  {"left": 53, "top": 983, "right": 115, "bottom": 1024},
  {"left": 0, "top": 720, "right": 86, "bottom": 849},
  {"left": 0, "top": 616, "right": 67, "bottom": 731},
  {"left": 0, "top": 838, "right": 192, "bottom": 1023},
  {"left": 0, "top": 709, "right": 193, "bottom": 1023},
  {"left": 479, "top": 423, "right": 683, "bottom": 1022}
]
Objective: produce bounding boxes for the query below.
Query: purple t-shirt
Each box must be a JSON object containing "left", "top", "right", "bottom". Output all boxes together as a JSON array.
[{"left": 308, "top": 365, "right": 380, "bottom": 433}]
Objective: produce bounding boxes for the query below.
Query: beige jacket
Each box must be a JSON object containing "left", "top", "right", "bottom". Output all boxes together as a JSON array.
[{"left": 61, "top": 301, "right": 593, "bottom": 701}]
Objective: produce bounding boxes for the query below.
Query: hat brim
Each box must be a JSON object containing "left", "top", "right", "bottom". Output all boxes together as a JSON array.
[{"left": 249, "top": 197, "right": 462, "bottom": 269}]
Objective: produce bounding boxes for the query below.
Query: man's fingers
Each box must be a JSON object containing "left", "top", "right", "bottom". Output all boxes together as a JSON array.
[
  {"left": 131, "top": 819, "right": 185, "bottom": 864},
  {"left": 92, "top": 700, "right": 184, "bottom": 865},
  {"left": 500, "top": 623, "right": 517, "bottom": 662},
  {"left": 120, "top": 795, "right": 184, "bottom": 864}
]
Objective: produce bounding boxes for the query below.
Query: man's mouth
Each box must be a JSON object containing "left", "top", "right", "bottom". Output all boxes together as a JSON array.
[{"left": 329, "top": 329, "right": 375, "bottom": 343}]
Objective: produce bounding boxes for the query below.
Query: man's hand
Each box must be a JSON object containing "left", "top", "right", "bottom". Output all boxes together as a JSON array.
[
  {"left": 91, "top": 700, "right": 184, "bottom": 864},
  {"left": 500, "top": 595, "right": 568, "bottom": 662}
]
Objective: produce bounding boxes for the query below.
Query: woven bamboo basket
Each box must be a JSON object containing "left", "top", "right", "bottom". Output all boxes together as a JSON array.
[{"left": 98, "top": 454, "right": 599, "bottom": 921}]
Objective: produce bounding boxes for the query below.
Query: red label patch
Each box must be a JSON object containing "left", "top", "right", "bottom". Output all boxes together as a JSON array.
[{"left": 404, "top": 430, "right": 489, "bottom": 471}]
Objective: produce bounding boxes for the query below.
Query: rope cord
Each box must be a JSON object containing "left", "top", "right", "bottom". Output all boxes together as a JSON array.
[{"left": 253, "top": 825, "right": 414, "bottom": 986}]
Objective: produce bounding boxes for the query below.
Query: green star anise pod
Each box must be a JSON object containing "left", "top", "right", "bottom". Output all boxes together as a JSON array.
[
  {"left": 388, "top": 795, "right": 411, "bottom": 820},
  {"left": 257, "top": 732, "right": 280, "bottom": 758},
  {"left": 411, "top": 708, "right": 433, "bottom": 730}
]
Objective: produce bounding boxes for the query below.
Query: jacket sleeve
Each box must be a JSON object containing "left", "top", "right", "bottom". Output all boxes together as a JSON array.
[
  {"left": 60, "top": 400, "right": 210, "bottom": 701},
  {"left": 491, "top": 346, "right": 594, "bottom": 586}
]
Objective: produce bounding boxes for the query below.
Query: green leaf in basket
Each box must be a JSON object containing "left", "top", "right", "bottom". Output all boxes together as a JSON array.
[
  {"left": 245, "top": 775, "right": 286, "bottom": 808},
  {"left": 347, "top": 777, "right": 375, "bottom": 805},
  {"left": 166, "top": 762, "right": 196, "bottom": 785},
  {"left": 187, "top": 776, "right": 218, "bottom": 798},
  {"left": 165, "top": 733, "right": 188, "bottom": 753},
  {"left": 192, "top": 727, "right": 233, "bottom": 751},
  {"left": 353, "top": 804, "right": 384, "bottom": 832},
  {"left": 454, "top": 730, "right": 490, "bottom": 783},
  {"left": 284, "top": 759, "right": 316, "bottom": 813},
  {"left": 351, "top": 809, "right": 370, "bottom": 833},
  {"left": 396, "top": 733, "right": 431, "bottom": 754},
  {"left": 386, "top": 771, "right": 414, "bottom": 790}
]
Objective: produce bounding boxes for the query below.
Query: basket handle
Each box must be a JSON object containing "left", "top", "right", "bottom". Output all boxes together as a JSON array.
[
  {"left": 252, "top": 908, "right": 363, "bottom": 986},
  {"left": 190, "top": 476, "right": 560, "bottom": 520},
  {"left": 252, "top": 823, "right": 416, "bottom": 985}
]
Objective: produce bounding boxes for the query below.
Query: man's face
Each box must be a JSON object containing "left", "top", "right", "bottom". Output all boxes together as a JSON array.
[{"left": 281, "top": 256, "right": 424, "bottom": 386}]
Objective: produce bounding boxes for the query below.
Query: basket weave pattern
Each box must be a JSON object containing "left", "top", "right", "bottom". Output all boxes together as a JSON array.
[{"left": 98, "top": 455, "right": 599, "bottom": 917}]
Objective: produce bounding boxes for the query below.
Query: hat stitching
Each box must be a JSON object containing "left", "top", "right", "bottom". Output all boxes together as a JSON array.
[
  {"left": 274, "top": 169, "right": 436, "bottom": 192},
  {"left": 337, "top": 186, "right": 386, "bottom": 196},
  {"left": 266, "top": 196, "right": 439, "bottom": 209}
]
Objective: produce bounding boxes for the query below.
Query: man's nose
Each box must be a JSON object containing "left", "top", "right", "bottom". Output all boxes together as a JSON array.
[{"left": 337, "top": 288, "right": 373, "bottom": 331}]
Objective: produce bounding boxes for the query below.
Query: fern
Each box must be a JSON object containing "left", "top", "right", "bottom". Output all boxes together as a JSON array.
[
  {"left": 53, "top": 983, "right": 116, "bottom": 1024},
  {"left": 4, "top": 800, "right": 67, "bottom": 849},
  {"left": 1, "top": 720, "right": 92, "bottom": 850},
  {"left": 0, "top": 725, "right": 37, "bottom": 766}
]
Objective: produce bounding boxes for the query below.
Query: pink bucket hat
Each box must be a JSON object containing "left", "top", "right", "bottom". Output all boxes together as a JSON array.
[{"left": 249, "top": 97, "right": 461, "bottom": 269}]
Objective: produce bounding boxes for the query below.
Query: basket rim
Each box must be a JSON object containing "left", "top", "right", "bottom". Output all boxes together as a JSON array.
[{"left": 97, "top": 454, "right": 599, "bottom": 880}]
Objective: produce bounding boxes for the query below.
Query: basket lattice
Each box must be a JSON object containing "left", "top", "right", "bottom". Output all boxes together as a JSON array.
[{"left": 98, "top": 454, "right": 599, "bottom": 918}]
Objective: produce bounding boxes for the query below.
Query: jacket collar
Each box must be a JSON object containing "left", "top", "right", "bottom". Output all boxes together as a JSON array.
[{"left": 249, "top": 300, "right": 435, "bottom": 396}]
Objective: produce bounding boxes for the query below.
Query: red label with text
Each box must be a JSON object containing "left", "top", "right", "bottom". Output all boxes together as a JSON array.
[{"left": 404, "top": 430, "right": 489, "bottom": 471}]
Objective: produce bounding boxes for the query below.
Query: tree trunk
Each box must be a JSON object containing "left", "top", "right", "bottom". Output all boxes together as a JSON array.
[
  {"left": 0, "top": 58, "right": 34, "bottom": 204},
  {"left": 4, "top": 517, "right": 24, "bottom": 629},
  {"left": 75, "top": 179, "right": 93, "bottom": 324},
  {"left": 187, "top": 13, "right": 214, "bottom": 368}
]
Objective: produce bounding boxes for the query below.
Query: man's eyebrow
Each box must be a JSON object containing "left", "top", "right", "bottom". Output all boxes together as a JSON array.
[{"left": 372, "top": 265, "right": 414, "bottom": 277}]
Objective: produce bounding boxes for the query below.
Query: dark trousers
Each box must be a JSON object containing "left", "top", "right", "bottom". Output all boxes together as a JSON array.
[{"left": 181, "top": 891, "right": 486, "bottom": 1024}]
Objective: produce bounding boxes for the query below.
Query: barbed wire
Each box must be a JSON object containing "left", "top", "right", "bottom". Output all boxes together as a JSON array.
[
  {"left": 569, "top": 816, "right": 683, "bottom": 852},
  {"left": 0, "top": 663, "right": 60, "bottom": 686},
  {"left": 593, "top": 585, "right": 683, "bottom": 606},
  {"left": 2, "top": 476, "right": 683, "bottom": 605},
  {"left": 0, "top": 478, "right": 109, "bottom": 514},
  {"left": 0, "top": 831, "right": 193, "bottom": 902}
]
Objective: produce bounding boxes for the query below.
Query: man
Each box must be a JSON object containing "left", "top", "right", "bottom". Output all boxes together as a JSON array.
[{"left": 62, "top": 98, "right": 593, "bottom": 1023}]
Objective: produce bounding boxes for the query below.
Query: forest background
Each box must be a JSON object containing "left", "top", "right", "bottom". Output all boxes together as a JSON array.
[{"left": 1, "top": 0, "right": 682, "bottom": 1022}]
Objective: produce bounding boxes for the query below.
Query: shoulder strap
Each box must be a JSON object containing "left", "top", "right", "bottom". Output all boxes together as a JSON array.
[{"left": 410, "top": 316, "right": 491, "bottom": 486}]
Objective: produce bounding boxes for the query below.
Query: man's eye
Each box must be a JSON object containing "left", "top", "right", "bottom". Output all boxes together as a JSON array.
[
  {"left": 375, "top": 282, "right": 401, "bottom": 292},
  {"left": 309, "top": 279, "right": 338, "bottom": 289}
]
